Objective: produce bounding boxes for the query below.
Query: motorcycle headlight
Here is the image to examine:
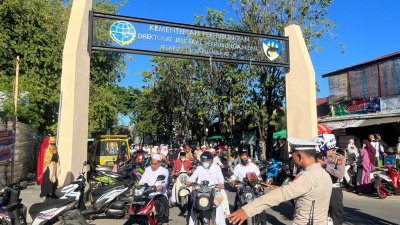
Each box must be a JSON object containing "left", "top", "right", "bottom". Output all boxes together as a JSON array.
[
  {"left": 199, "top": 197, "right": 209, "bottom": 207},
  {"left": 244, "top": 193, "right": 254, "bottom": 203},
  {"left": 134, "top": 187, "right": 145, "bottom": 196},
  {"left": 180, "top": 176, "right": 188, "bottom": 184}
]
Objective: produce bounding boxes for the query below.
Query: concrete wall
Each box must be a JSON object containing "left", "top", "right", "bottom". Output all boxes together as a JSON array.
[
  {"left": 58, "top": 0, "right": 92, "bottom": 185},
  {"left": 285, "top": 25, "right": 318, "bottom": 141},
  {"left": 0, "top": 121, "right": 41, "bottom": 184}
]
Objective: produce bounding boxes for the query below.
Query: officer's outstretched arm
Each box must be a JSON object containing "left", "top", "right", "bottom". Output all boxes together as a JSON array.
[{"left": 241, "top": 173, "right": 312, "bottom": 218}]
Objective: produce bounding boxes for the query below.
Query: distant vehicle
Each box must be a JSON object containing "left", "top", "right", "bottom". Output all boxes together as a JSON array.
[{"left": 88, "top": 135, "right": 131, "bottom": 172}]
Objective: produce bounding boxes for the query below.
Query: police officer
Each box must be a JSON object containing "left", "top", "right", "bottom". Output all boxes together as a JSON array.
[
  {"left": 228, "top": 137, "right": 332, "bottom": 225},
  {"left": 314, "top": 134, "right": 345, "bottom": 225}
]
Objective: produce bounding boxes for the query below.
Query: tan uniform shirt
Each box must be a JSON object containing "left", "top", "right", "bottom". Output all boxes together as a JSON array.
[
  {"left": 322, "top": 152, "right": 345, "bottom": 183},
  {"left": 242, "top": 163, "right": 332, "bottom": 225}
]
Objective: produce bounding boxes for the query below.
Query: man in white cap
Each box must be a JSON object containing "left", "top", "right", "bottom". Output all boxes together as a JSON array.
[
  {"left": 228, "top": 137, "right": 332, "bottom": 225},
  {"left": 138, "top": 154, "right": 170, "bottom": 224}
]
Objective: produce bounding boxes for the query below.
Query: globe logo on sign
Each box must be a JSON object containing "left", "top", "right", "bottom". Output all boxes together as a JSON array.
[
  {"left": 110, "top": 21, "right": 136, "bottom": 46},
  {"left": 263, "top": 40, "right": 282, "bottom": 61}
]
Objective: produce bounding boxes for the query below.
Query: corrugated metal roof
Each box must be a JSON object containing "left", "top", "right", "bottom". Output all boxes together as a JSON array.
[{"left": 322, "top": 51, "right": 400, "bottom": 78}]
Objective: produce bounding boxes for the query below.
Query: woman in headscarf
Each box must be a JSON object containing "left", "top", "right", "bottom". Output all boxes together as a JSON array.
[
  {"left": 356, "top": 140, "right": 375, "bottom": 193},
  {"left": 38, "top": 137, "right": 61, "bottom": 199},
  {"left": 347, "top": 139, "right": 359, "bottom": 166}
]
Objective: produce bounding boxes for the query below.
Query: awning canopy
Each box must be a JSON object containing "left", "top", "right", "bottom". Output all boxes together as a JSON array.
[
  {"left": 321, "top": 116, "right": 400, "bottom": 130},
  {"left": 273, "top": 130, "right": 286, "bottom": 138}
]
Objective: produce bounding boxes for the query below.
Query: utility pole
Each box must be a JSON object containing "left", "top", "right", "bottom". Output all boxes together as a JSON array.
[{"left": 11, "top": 55, "right": 20, "bottom": 183}]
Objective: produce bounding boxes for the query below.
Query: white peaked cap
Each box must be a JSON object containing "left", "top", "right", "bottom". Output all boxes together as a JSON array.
[{"left": 287, "top": 137, "right": 318, "bottom": 151}]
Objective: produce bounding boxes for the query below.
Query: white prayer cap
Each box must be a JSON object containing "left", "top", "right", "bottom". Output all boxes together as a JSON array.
[{"left": 152, "top": 154, "right": 162, "bottom": 161}]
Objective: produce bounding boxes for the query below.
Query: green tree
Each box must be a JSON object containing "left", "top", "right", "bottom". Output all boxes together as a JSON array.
[
  {"left": 0, "top": 0, "right": 68, "bottom": 133},
  {"left": 228, "top": 0, "right": 340, "bottom": 158}
]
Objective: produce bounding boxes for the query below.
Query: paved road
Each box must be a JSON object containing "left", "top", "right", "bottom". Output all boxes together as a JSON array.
[
  {"left": 91, "top": 186, "right": 400, "bottom": 225},
  {"left": 22, "top": 181, "right": 400, "bottom": 225}
]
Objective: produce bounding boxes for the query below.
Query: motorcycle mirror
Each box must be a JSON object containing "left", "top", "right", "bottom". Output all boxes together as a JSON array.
[
  {"left": 83, "top": 161, "right": 87, "bottom": 166},
  {"left": 20, "top": 181, "right": 28, "bottom": 189},
  {"left": 156, "top": 175, "right": 166, "bottom": 181}
]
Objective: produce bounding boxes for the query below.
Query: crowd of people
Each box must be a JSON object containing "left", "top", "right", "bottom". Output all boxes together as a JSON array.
[{"left": 123, "top": 133, "right": 353, "bottom": 225}]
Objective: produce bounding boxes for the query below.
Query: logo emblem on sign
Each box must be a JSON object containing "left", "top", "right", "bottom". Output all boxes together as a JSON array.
[
  {"left": 110, "top": 21, "right": 136, "bottom": 46},
  {"left": 263, "top": 40, "right": 282, "bottom": 61}
]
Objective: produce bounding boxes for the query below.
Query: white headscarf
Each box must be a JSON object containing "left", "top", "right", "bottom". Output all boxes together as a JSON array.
[{"left": 347, "top": 139, "right": 358, "bottom": 156}]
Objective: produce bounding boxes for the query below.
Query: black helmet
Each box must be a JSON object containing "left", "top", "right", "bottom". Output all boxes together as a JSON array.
[{"left": 200, "top": 151, "right": 213, "bottom": 162}]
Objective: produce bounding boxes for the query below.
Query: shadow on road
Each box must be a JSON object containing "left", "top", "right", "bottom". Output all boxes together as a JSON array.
[{"left": 343, "top": 206, "right": 398, "bottom": 225}]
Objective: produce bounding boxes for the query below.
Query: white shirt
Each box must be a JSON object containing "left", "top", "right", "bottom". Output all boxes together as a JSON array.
[
  {"left": 213, "top": 156, "right": 223, "bottom": 166},
  {"left": 230, "top": 162, "right": 261, "bottom": 182},
  {"left": 189, "top": 164, "right": 224, "bottom": 186},
  {"left": 139, "top": 166, "right": 169, "bottom": 198},
  {"left": 161, "top": 147, "right": 169, "bottom": 157},
  {"left": 370, "top": 140, "right": 380, "bottom": 158}
]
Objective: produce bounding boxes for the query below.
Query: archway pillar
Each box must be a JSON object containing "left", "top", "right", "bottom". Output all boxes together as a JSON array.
[
  {"left": 58, "top": 0, "right": 92, "bottom": 185},
  {"left": 285, "top": 25, "right": 318, "bottom": 141}
]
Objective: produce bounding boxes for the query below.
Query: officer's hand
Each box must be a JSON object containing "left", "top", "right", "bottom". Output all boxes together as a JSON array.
[
  {"left": 228, "top": 208, "right": 248, "bottom": 225},
  {"left": 221, "top": 165, "right": 225, "bottom": 168},
  {"left": 384, "top": 153, "right": 387, "bottom": 156},
  {"left": 261, "top": 182, "right": 278, "bottom": 190},
  {"left": 318, "top": 159, "right": 325, "bottom": 165},
  {"left": 156, "top": 185, "right": 164, "bottom": 191},
  {"left": 186, "top": 181, "right": 192, "bottom": 186}
]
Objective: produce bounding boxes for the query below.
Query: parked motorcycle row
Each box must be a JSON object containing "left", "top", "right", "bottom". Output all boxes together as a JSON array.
[
  {"left": 9, "top": 154, "right": 396, "bottom": 224},
  {"left": 0, "top": 157, "right": 294, "bottom": 225}
]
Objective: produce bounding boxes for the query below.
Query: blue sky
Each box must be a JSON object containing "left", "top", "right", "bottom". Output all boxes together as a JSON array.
[{"left": 114, "top": 0, "right": 400, "bottom": 124}]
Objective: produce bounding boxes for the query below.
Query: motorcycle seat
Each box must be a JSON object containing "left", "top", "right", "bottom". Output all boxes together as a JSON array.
[
  {"left": 29, "top": 199, "right": 74, "bottom": 215},
  {"left": 91, "top": 183, "right": 127, "bottom": 197}
]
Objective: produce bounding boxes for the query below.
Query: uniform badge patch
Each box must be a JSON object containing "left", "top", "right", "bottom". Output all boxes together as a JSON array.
[{"left": 337, "top": 157, "right": 343, "bottom": 165}]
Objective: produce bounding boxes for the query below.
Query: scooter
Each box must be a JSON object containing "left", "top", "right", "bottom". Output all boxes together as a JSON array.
[
  {"left": 371, "top": 165, "right": 400, "bottom": 199},
  {"left": 0, "top": 181, "right": 28, "bottom": 225},
  {"left": 342, "top": 163, "right": 357, "bottom": 189},
  {"left": 81, "top": 181, "right": 131, "bottom": 219},
  {"left": 190, "top": 180, "right": 220, "bottom": 225},
  {"left": 28, "top": 162, "right": 89, "bottom": 225},
  {"left": 234, "top": 173, "right": 264, "bottom": 225},
  {"left": 173, "top": 172, "right": 192, "bottom": 214},
  {"left": 123, "top": 175, "right": 166, "bottom": 225}
]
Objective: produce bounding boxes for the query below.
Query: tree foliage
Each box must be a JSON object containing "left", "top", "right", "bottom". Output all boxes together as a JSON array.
[{"left": 0, "top": 0, "right": 134, "bottom": 137}]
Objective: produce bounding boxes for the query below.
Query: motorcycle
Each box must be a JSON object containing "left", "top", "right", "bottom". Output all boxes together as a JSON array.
[
  {"left": 28, "top": 162, "right": 89, "bottom": 225},
  {"left": 86, "top": 163, "right": 144, "bottom": 202},
  {"left": 342, "top": 164, "right": 357, "bottom": 189},
  {"left": 234, "top": 173, "right": 264, "bottom": 225},
  {"left": 172, "top": 172, "right": 192, "bottom": 214},
  {"left": 260, "top": 158, "right": 291, "bottom": 185},
  {"left": 371, "top": 165, "right": 400, "bottom": 199},
  {"left": 190, "top": 180, "right": 221, "bottom": 225},
  {"left": 123, "top": 175, "right": 166, "bottom": 225},
  {"left": 81, "top": 181, "right": 132, "bottom": 219},
  {"left": 0, "top": 181, "right": 28, "bottom": 225}
]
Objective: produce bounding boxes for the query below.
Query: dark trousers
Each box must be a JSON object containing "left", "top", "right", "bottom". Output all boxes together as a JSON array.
[
  {"left": 154, "top": 195, "right": 169, "bottom": 224},
  {"left": 234, "top": 192, "right": 267, "bottom": 225},
  {"left": 329, "top": 188, "right": 343, "bottom": 225}
]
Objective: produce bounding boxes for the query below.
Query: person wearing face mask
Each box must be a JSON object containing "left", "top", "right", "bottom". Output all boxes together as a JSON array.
[
  {"left": 38, "top": 137, "right": 61, "bottom": 200},
  {"left": 186, "top": 151, "right": 226, "bottom": 225},
  {"left": 230, "top": 150, "right": 267, "bottom": 225},
  {"left": 170, "top": 152, "right": 192, "bottom": 205}
]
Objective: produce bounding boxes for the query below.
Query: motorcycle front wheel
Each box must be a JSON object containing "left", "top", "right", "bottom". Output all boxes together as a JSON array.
[{"left": 376, "top": 180, "right": 387, "bottom": 199}]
